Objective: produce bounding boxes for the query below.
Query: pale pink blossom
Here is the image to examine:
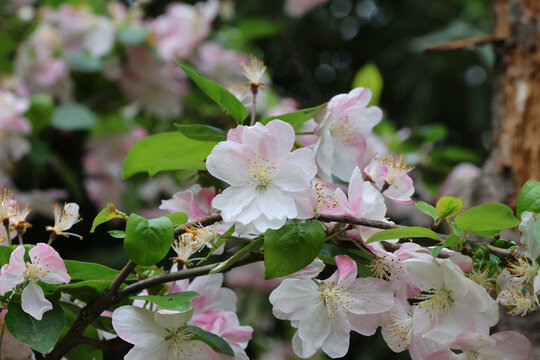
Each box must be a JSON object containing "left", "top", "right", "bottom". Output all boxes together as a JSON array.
[
  {"left": 284, "top": 0, "right": 329, "bottom": 17},
  {"left": 381, "top": 298, "right": 414, "bottom": 352},
  {"left": 424, "top": 331, "right": 530, "bottom": 360},
  {"left": 151, "top": 0, "right": 218, "bottom": 61},
  {"left": 404, "top": 258, "right": 499, "bottom": 344},
  {"left": 196, "top": 42, "right": 249, "bottom": 84},
  {"left": 191, "top": 310, "right": 253, "bottom": 360},
  {"left": 0, "top": 90, "right": 31, "bottom": 134},
  {"left": 112, "top": 306, "right": 216, "bottom": 360},
  {"left": 0, "top": 244, "right": 70, "bottom": 320},
  {"left": 312, "top": 88, "right": 382, "bottom": 182},
  {"left": 363, "top": 153, "right": 415, "bottom": 204},
  {"left": 118, "top": 46, "right": 188, "bottom": 118},
  {"left": 0, "top": 310, "right": 34, "bottom": 359},
  {"left": 45, "top": 202, "right": 81, "bottom": 239},
  {"left": 206, "top": 120, "right": 317, "bottom": 233},
  {"left": 269, "top": 255, "right": 393, "bottom": 358},
  {"left": 333, "top": 167, "right": 388, "bottom": 240},
  {"left": 160, "top": 185, "right": 215, "bottom": 222}
]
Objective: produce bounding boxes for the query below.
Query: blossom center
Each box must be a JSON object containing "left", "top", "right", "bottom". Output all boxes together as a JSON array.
[
  {"left": 165, "top": 328, "right": 196, "bottom": 360},
  {"left": 375, "top": 153, "right": 414, "bottom": 184},
  {"left": 386, "top": 311, "right": 413, "bottom": 349},
  {"left": 245, "top": 155, "right": 276, "bottom": 189},
  {"left": 23, "top": 260, "right": 48, "bottom": 283},
  {"left": 416, "top": 287, "right": 453, "bottom": 318},
  {"left": 330, "top": 116, "right": 354, "bottom": 143},
  {"left": 318, "top": 281, "right": 352, "bottom": 317}
]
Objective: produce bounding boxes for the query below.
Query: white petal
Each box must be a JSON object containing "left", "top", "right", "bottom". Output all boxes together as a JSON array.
[
  {"left": 321, "top": 311, "right": 351, "bottom": 358},
  {"left": 21, "top": 283, "right": 52, "bottom": 320},
  {"left": 348, "top": 278, "right": 394, "bottom": 314},
  {"left": 112, "top": 306, "right": 167, "bottom": 346},
  {"left": 125, "top": 342, "right": 170, "bottom": 360},
  {"left": 154, "top": 308, "right": 194, "bottom": 329},
  {"left": 212, "top": 186, "right": 256, "bottom": 221}
]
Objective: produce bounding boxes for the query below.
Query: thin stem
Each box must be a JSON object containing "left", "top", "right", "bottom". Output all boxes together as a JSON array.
[
  {"left": 250, "top": 88, "right": 258, "bottom": 126},
  {"left": 47, "top": 233, "right": 56, "bottom": 246},
  {"left": 2, "top": 220, "right": 11, "bottom": 247}
]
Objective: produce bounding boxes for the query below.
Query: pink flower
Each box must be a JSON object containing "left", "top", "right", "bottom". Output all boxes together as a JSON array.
[
  {"left": 191, "top": 310, "right": 253, "bottom": 360},
  {"left": 159, "top": 185, "right": 215, "bottom": 222},
  {"left": 363, "top": 153, "right": 415, "bottom": 204},
  {"left": 151, "top": 0, "right": 218, "bottom": 61},
  {"left": 269, "top": 255, "right": 393, "bottom": 358},
  {"left": 112, "top": 306, "right": 216, "bottom": 360},
  {"left": 313, "top": 88, "right": 382, "bottom": 182},
  {"left": 0, "top": 244, "right": 70, "bottom": 320},
  {"left": 424, "top": 331, "right": 530, "bottom": 360},
  {"left": 206, "top": 120, "right": 317, "bottom": 233},
  {"left": 196, "top": 42, "right": 249, "bottom": 84}
]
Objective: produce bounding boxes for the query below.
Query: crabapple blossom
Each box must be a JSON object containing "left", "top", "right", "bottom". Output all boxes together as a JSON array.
[
  {"left": 312, "top": 87, "right": 382, "bottom": 182},
  {"left": 404, "top": 258, "right": 499, "bottom": 344},
  {"left": 423, "top": 331, "right": 530, "bottom": 360},
  {"left": 191, "top": 309, "right": 253, "bottom": 360},
  {"left": 171, "top": 225, "right": 217, "bottom": 264},
  {"left": 160, "top": 185, "right": 216, "bottom": 222},
  {"left": 112, "top": 306, "right": 216, "bottom": 360},
  {"left": 45, "top": 202, "right": 82, "bottom": 239},
  {"left": 206, "top": 120, "right": 317, "bottom": 233},
  {"left": 333, "top": 167, "right": 388, "bottom": 239},
  {"left": 0, "top": 244, "right": 70, "bottom": 320},
  {"left": 363, "top": 153, "right": 415, "bottom": 204},
  {"left": 269, "top": 255, "right": 394, "bottom": 358}
]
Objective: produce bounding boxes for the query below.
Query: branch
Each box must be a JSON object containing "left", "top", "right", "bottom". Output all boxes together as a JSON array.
[
  {"left": 316, "top": 214, "right": 405, "bottom": 230},
  {"left": 425, "top": 35, "right": 506, "bottom": 53}
]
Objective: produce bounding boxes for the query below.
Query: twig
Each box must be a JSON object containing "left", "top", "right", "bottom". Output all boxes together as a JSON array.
[{"left": 425, "top": 35, "right": 505, "bottom": 53}]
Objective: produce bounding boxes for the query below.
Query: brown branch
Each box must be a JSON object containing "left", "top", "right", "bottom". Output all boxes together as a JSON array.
[
  {"left": 316, "top": 214, "right": 405, "bottom": 230},
  {"left": 425, "top": 35, "right": 506, "bottom": 53},
  {"left": 44, "top": 253, "right": 260, "bottom": 359}
]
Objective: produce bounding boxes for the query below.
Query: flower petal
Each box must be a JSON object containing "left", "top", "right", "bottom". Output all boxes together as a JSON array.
[
  {"left": 112, "top": 306, "right": 167, "bottom": 347},
  {"left": 21, "top": 283, "right": 52, "bottom": 320}
]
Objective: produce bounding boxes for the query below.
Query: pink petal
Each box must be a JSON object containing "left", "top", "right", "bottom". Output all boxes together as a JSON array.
[
  {"left": 29, "top": 243, "right": 70, "bottom": 285},
  {"left": 0, "top": 246, "right": 25, "bottom": 294},
  {"left": 335, "top": 255, "right": 357, "bottom": 283}
]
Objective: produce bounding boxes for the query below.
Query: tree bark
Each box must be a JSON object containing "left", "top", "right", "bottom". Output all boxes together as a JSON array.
[{"left": 471, "top": 1, "right": 540, "bottom": 358}]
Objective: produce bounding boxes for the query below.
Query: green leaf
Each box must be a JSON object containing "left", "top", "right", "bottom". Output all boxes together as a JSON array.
[
  {"left": 264, "top": 220, "right": 326, "bottom": 279},
  {"left": 109, "top": 230, "right": 126, "bottom": 239},
  {"left": 260, "top": 104, "right": 325, "bottom": 131},
  {"left": 5, "top": 300, "right": 65, "bottom": 354},
  {"left": 124, "top": 214, "right": 174, "bottom": 266},
  {"left": 517, "top": 180, "right": 540, "bottom": 217},
  {"left": 66, "top": 52, "right": 101, "bottom": 72},
  {"left": 0, "top": 246, "right": 13, "bottom": 265},
  {"left": 435, "top": 196, "right": 464, "bottom": 219},
  {"left": 51, "top": 104, "right": 96, "bottom": 131},
  {"left": 237, "top": 18, "right": 282, "bottom": 39},
  {"left": 117, "top": 26, "right": 149, "bottom": 45},
  {"left": 175, "top": 124, "right": 227, "bottom": 141},
  {"left": 64, "top": 260, "right": 136, "bottom": 282},
  {"left": 431, "top": 234, "right": 461, "bottom": 257},
  {"left": 182, "top": 325, "right": 234, "bottom": 356},
  {"left": 59, "top": 280, "right": 113, "bottom": 303},
  {"left": 130, "top": 292, "right": 198, "bottom": 311},
  {"left": 177, "top": 61, "right": 248, "bottom": 124},
  {"left": 454, "top": 203, "right": 520, "bottom": 236},
  {"left": 367, "top": 227, "right": 441, "bottom": 243},
  {"left": 122, "top": 132, "right": 217, "bottom": 178},
  {"left": 352, "top": 62, "right": 383, "bottom": 105},
  {"left": 210, "top": 237, "right": 263, "bottom": 274},
  {"left": 90, "top": 203, "right": 128, "bottom": 233},
  {"left": 415, "top": 201, "right": 438, "bottom": 221},
  {"left": 164, "top": 212, "right": 188, "bottom": 227}
]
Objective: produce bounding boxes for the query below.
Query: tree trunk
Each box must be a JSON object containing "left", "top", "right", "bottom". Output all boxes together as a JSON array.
[{"left": 471, "top": 1, "right": 540, "bottom": 358}]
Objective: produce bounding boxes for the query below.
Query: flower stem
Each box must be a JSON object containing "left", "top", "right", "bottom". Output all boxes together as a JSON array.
[
  {"left": 250, "top": 85, "right": 258, "bottom": 126},
  {"left": 2, "top": 220, "right": 11, "bottom": 247}
]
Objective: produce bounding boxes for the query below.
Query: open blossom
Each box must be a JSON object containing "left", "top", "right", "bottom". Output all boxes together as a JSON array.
[
  {"left": 269, "top": 255, "right": 393, "bottom": 358},
  {"left": 404, "top": 258, "right": 499, "bottom": 344},
  {"left": 171, "top": 225, "right": 217, "bottom": 264},
  {"left": 112, "top": 306, "right": 216, "bottom": 360},
  {"left": 423, "top": 331, "right": 530, "bottom": 360},
  {"left": 363, "top": 153, "right": 415, "bottom": 204},
  {"left": 151, "top": 0, "right": 218, "bottom": 61},
  {"left": 206, "top": 120, "right": 317, "bottom": 233},
  {"left": 312, "top": 87, "right": 383, "bottom": 182},
  {"left": 0, "top": 244, "right": 70, "bottom": 320},
  {"left": 46, "top": 202, "right": 82, "bottom": 239},
  {"left": 242, "top": 55, "right": 267, "bottom": 89},
  {"left": 160, "top": 185, "right": 215, "bottom": 222}
]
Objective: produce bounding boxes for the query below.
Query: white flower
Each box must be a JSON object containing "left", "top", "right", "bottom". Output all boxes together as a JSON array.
[
  {"left": 112, "top": 306, "right": 216, "bottom": 360},
  {"left": 206, "top": 120, "right": 317, "bottom": 233},
  {"left": 269, "top": 255, "right": 393, "bottom": 358},
  {"left": 46, "top": 202, "right": 81, "bottom": 239}
]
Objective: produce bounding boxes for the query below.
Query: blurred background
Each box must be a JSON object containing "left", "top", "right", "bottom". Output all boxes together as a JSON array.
[{"left": 0, "top": 0, "right": 495, "bottom": 358}]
